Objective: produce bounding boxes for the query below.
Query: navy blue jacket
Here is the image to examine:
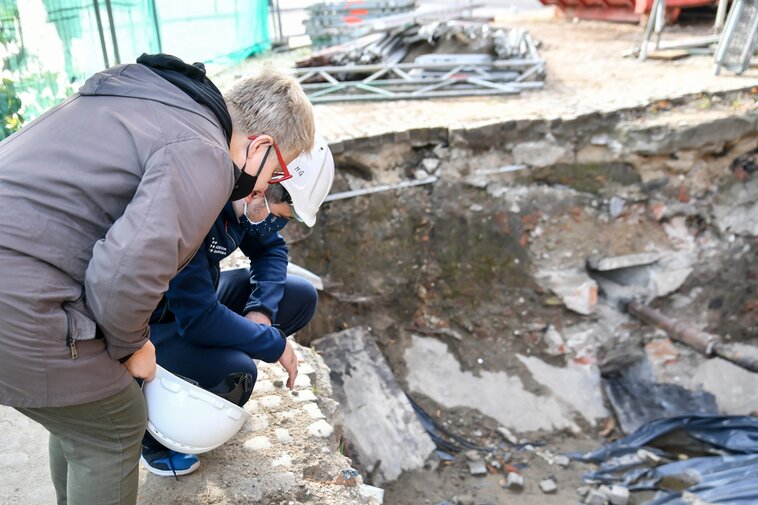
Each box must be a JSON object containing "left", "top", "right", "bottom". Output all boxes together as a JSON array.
[{"left": 150, "top": 203, "right": 288, "bottom": 362}]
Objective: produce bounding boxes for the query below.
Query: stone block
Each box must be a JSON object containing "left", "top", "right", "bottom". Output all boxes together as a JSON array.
[
  {"left": 272, "top": 453, "right": 292, "bottom": 468},
  {"left": 294, "top": 374, "right": 312, "bottom": 388},
  {"left": 307, "top": 420, "right": 335, "bottom": 438},
  {"left": 513, "top": 140, "right": 568, "bottom": 168},
  {"left": 298, "top": 363, "right": 316, "bottom": 375},
  {"left": 467, "top": 460, "right": 487, "bottom": 476},
  {"left": 302, "top": 402, "right": 326, "bottom": 420},
  {"left": 258, "top": 395, "right": 283, "bottom": 409},
  {"left": 585, "top": 489, "right": 608, "bottom": 505},
  {"left": 243, "top": 436, "right": 271, "bottom": 451},
  {"left": 254, "top": 380, "right": 275, "bottom": 393},
  {"left": 608, "top": 485, "right": 629, "bottom": 505},
  {"left": 275, "top": 428, "right": 293, "bottom": 444},
  {"left": 314, "top": 327, "right": 436, "bottom": 484},
  {"left": 291, "top": 390, "right": 318, "bottom": 403},
  {"left": 539, "top": 478, "right": 558, "bottom": 494},
  {"left": 505, "top": 472, "right": 524, "bottom": 490},
  {"left": 554, "top": 454, "right": 571, "bottom": 467},
  {"left": 359, "top": 484, "right": 385, "bottom": 503},
  {"left": 243, "top": 414, "right": 269, "bottom": 433}
]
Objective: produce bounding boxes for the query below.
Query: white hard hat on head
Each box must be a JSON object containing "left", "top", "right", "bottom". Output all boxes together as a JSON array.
[
  {"left": 281, "top": 136, "right": 334, "bottom": 227},
  {"left": 142, "top": 365, "right": 250, "bottom": 454}
]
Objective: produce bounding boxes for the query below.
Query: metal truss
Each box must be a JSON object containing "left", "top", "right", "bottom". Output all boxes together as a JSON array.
[
  {"left": 715, "top": 0, "right": 758, "bottom": 75},
  {"left": 293, "top": 58, "right": 545, "bottom": 103}
]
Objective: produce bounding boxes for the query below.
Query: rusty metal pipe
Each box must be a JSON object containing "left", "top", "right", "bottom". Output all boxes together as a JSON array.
[
  {"left": 627, "top": 301, "right": 719, "bottom": 356},
  {"left": 627, "top": 301, "right": 758, "bottom": 374}
]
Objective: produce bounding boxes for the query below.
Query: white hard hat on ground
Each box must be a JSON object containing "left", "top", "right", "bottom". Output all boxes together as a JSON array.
[
  {"left": 281, "top": 136, "right": 335, "bottom": 227},
  {"left": 142, "top": 365, "right": 250, "bottom": 454}
]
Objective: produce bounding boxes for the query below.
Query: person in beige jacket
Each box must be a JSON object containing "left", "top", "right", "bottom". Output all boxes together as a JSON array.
[{"left": 0, "top": 53, "right": 314, "bottom": 504}]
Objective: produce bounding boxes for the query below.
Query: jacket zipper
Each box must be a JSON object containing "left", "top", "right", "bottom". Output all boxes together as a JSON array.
[{"left": 65, "top": 311, "right": 78, "bottom": 360}]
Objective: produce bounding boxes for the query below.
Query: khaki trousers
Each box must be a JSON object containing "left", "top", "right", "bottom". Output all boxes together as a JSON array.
[{"left": 16, "top": 380, "right": 146, "bottom": 505}]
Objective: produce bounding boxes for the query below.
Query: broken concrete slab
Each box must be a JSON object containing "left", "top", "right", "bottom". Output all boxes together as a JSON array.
[
  {"left": 588, "top": 250, "right": 694, "bottom": 303},
  {"left": 671, "top": 344, "right": 758, "bottom": 415},
  {"left": 404, "top": 334, "right": 594, "bottom": 432},
  {"left": 536, "top": 268, "right": 598, "bottom": 315},
  {"left": 314, "top": 327, "right": 436, "bottom": 484},
  {"left": 516, "top": 355, "right": 608, "bottom": 427}
]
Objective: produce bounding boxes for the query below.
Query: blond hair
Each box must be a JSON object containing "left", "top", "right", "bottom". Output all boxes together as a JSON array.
[{"left": 224, "top": 70, "right": 315, "bottom": 156}]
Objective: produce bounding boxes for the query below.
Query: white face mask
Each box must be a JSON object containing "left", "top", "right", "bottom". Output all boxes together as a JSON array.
[{"left": 243, "top": 194, "right": 271, "bottom": 225}]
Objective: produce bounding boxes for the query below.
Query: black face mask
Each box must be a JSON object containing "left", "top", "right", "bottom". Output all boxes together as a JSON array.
[{"left": 229, "top": 145, "right": 271, "bottom": 201}]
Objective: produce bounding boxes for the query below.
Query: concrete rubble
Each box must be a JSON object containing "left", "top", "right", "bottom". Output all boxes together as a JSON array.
[
  {"left": 504, "top": 471, "right": 525, "bottom": 490},
  {"left": 535, "top": 268, "right": 599, "bottom": 315},
  {"left": 314, "top": 327, "right": 436, "bottom": 485},
  {"left": 538, "top": 478, "right": 558, "bottom": 494}
]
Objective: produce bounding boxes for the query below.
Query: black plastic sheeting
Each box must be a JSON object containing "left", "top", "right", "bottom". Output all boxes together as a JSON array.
[
  {"left": 601, "top": 354, "right": 718, "bottom": 434},
  {"left": 572, "top": 415, "right": 758, "bottom": 504}
]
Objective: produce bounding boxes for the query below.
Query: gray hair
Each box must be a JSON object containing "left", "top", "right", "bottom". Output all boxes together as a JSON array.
[
  {"left": 265, "top": 183, "right": 288, "bottom": 204},
  {"left": 224, "top": 70, "right": 315, "bottom": 156}
]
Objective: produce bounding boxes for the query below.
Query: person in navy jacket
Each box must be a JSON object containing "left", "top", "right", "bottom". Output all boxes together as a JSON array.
[{"left": 141, "top": 138, "right": 335, "bottom": 477}]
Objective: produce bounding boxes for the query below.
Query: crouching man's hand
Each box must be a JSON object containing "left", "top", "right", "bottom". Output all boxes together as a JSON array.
[
  {"left": 278, "top": 339, "right": 298, "bottom": 390},
  {"left": 125, "top": 339, "right": 157, "bottom": 382}
]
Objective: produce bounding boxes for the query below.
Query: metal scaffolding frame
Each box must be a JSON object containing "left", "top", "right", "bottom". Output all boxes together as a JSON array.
[
  {"left": 293, "top": 58, "right": 545, "bottom": 103},
  {"left": 714, "top": 0, "right": 758, "bottom": 75}
]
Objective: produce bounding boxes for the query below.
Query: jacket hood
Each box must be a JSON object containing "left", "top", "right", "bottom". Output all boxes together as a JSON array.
[{"left": 79, "top": 63, "right": 220, "bottom": 129}]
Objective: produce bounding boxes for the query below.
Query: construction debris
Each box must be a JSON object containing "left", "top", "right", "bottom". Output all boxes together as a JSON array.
[
  {"left": 504, "top": 471, "right": 525, "bottom": 491},
  {"left": 304, "top": 0, "right": 419, "bottom": 45},
  {"left": 575, "top": 416, "right": 758, "bottom": 504},
  {"left": 539, "top": 478, "right": 558, "bottom": 494},
  {"left": 467, "top": 460, "right": 487, "bottom": 476},
  {"left": 294, "top": 14, "right": 544, "bottom": 102},
  {"left": 601, "top": 353, "right": 718, "bottom": 434},
  {"left": 314, "top": 327, "right": 436, "bottom": 484}
]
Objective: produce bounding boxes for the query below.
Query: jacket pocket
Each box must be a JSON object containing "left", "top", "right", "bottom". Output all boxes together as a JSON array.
[{"left": 63, "top": 291, "right": 97, "bottom": 359}]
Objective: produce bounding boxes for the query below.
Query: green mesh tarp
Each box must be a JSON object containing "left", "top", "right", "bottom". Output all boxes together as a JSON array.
[{"left": 0, "top": 0, "right": 270, "bottom": 136}]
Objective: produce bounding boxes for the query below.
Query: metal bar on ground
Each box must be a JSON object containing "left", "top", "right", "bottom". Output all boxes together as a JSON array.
[
  {"left": 324, "top": 176, "right": 438, "bottom": 202},
  {"left": 293, "top": 59, "right": 544, "bottom": 74}
]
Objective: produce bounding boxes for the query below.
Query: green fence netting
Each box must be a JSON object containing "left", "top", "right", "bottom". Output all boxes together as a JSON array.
[{"left": 1, "top": 0, "right": 270, "bottom": 139}]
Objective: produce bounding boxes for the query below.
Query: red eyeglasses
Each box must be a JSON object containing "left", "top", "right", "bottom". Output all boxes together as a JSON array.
[{"left": 248, "top": 135, "right": 292, "bottom": 184}]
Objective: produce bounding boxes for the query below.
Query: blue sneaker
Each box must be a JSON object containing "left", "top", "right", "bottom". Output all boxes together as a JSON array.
[{"left": 141, "top": 447, "right": 200, "bottom": 477}]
